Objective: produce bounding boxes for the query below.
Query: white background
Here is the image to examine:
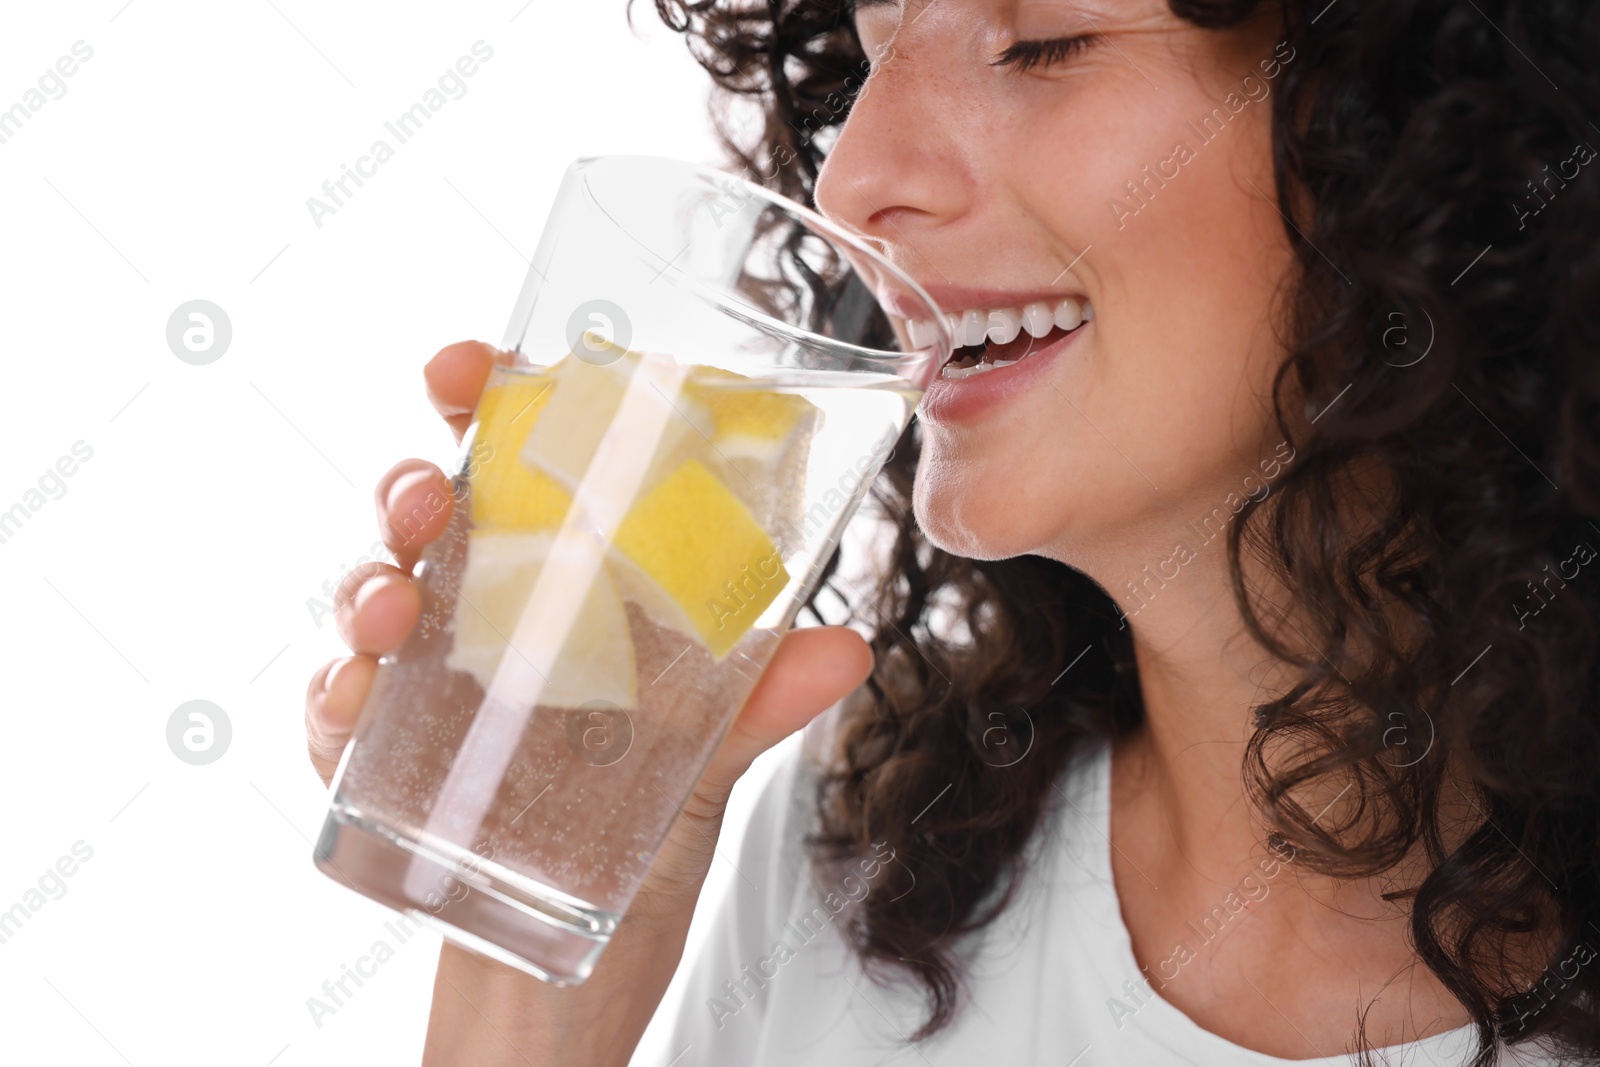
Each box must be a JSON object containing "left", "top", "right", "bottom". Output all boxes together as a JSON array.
[{"left": 0, "top": 2, "right": 786, "bottom": 1063}]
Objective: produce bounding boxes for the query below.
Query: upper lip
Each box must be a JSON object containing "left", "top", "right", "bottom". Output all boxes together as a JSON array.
[{"left": 882, "top": 282, "right": 1089, "bottom": 321}]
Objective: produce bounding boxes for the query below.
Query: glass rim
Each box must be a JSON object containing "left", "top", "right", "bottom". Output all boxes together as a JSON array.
[{"left": 567, "top": 153, "right": 955, "bottom": 366}]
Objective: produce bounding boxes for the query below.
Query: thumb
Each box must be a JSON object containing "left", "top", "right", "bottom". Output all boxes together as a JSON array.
[
  {"left": 696, "top": 625, "right": 873, "bottom": 806},
  {"left": 623, "top": 625, "right": 872, "bottom": 921}
]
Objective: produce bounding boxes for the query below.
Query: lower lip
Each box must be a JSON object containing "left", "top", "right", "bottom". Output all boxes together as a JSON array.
[{"left": 917, "top": 323, "right": 1088, "bottom": 425}]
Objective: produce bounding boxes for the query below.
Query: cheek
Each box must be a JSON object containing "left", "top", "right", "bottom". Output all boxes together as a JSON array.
[
  {"left": 910, "top": 63, "right": 1291, "bottom": 564},
  {"left": 1029, "top": 99, "right": 1287, "bottom": 493}
]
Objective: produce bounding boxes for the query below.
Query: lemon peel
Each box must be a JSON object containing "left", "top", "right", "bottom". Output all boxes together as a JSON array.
[
  {"left": 685, "top": 365, "right": 816, "bottom": 446},
  {"left": 468, "top": 380, "right": 570, "bottom": 530},
  {"left": 612, "top": 458, "right": 790, "bottom": 660},
  {"left": 684, "top": 365, "right": 821, "bottom": 553},
  {"left": 519, "top": 348, "right": 714, "bottom": 494}
]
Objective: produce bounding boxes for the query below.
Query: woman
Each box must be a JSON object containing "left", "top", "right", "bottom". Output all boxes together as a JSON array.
[{"left": 304, "top": 0, "right": 1600, "bottom": 1063}]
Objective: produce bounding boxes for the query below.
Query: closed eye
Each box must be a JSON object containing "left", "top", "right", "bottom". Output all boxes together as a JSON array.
[{"left": 992, "top": 34, "right": 1096, "bottom": 73}]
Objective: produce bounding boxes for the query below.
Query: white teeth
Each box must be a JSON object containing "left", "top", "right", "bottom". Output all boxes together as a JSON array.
[
  {"left": 942, "top": 359, "right": 996, "bottom": 379},
  {"left": 906, "top": 317, "right": 938, "bottom": 349},
  {"left": 941, "top": 298, "right": 1089, "bottom": 348},
  {"left": 986, "top": 307, "right": 1021, "bottom": 345},
  {"left": 1021, "top": 302, "right": 1054, "bottom": 338},
  {"left": 959, "top": 309, "right": 987, "bottom": 347},
  {"left": 934, "top": 294, "right": 1091, "bottom": 379},
  {"left": 941, "top": 355, "right": 1026, "bottom": 380}
]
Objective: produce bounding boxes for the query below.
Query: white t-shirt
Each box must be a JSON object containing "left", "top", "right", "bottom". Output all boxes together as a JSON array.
[{"left": 667, "top": 731, "right": 1564, "bottom": 1066}]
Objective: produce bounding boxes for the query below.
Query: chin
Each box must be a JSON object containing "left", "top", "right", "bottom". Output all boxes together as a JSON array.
[{"left": 911, "top": 451, "right": 1055, "bottom": 562}]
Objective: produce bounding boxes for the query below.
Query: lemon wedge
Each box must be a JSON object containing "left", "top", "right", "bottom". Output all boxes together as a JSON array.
[
  {"left": 519, "top": 346, "right": 715, "bottom": 494},
  {"left": 444, "top": 530, "right": 638, "bottom": 709},
  {"left": 684, "top": 365, "right": 820, "bottom": 553},
  {"left": 612, "top": 458, "right": 790, "bottom": 660},
  {"left": 685, "top": 365, "right": 818, "bottom": 460},
  {"left": 469, "top": 378, "right": 570, "bottom": 531}
]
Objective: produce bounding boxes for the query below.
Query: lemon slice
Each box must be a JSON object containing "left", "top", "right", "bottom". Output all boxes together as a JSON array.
[
  {"left": 444, "top": 529, "right": 638, "bottom": 709},
  {"left": 685, "top": 365, "right": 818, "bottom": 462},
  {"left": 519, "top": 346, "right": 715, "bottom": 495},
  {"left": 454, "top": 352, "right": 805, "bottom": 683},
  {"left": 454, "top": 370, "right": 631, "bottom": 707},
  {"left": 684, "top": 365, "right": 821, "bottom": 552},
  {"left": 469, "top": 377, "right": 570, "bottom": 531},
  {"left": 611, "top": 458, "right": 790, "bottom": 660}
]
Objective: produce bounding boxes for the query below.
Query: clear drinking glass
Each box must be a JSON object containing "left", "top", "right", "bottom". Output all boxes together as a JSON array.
[{"left": 314, "top": 154, "right": 952, "bottom": 984}]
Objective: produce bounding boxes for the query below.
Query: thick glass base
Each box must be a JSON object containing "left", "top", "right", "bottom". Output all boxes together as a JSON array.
[{"left": 314, "top": 802, "right": 615, "bottom": 985}]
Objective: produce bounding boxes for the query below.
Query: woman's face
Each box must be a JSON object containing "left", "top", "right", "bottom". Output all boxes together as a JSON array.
[{"left": 817, "top": 0, "right": 1296, "bottom": 584}]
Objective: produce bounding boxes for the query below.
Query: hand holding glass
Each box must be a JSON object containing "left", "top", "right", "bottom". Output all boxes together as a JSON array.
[{"left": 314, "top": 155, "right": 952, "bottom": 983}]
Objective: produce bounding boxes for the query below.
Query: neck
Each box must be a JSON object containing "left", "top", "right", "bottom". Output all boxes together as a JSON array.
[
  {"left": 1051, "top": 489, "right": 1480, "bottom": 1048},
  {"left": 1109, "top": 538, "right": 1286, "bottom": 881}
]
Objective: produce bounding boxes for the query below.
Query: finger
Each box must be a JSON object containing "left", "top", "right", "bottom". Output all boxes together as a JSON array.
[
  {"left": 334, "top": 563, "right": 422, "bottom": 656},
  {"left": 425, "top": 341, "right": 513, "bottom": 444},
  {"left": 306, "top": 655, "right": 377, "bottom": 786},
  {"left": 373, "top": 461, "right": 456, "bottom": 570}
]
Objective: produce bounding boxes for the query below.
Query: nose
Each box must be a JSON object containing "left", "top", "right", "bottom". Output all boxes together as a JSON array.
[{"left": 813, "top": 21, "right": 974, "bottom": 259}]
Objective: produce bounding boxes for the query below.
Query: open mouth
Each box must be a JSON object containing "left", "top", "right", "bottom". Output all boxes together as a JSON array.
[{"left": 908, "top": 297, "right": 1093, "bottom": 380}]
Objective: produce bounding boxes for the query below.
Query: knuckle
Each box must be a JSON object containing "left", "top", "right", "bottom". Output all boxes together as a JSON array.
[{"left": 679, "top": 782, "right": 733, "bottom": 828}]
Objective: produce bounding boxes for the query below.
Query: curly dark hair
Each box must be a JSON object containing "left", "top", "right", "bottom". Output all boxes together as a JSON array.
[{"left": 638, "top": 0, "right": 1600, "bottom": 1061}]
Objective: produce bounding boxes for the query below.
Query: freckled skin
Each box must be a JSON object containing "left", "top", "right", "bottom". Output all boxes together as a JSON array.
[
  {"left": 815, "top": 3, "right": 1479, "bottom": 1059},
  {"left": 818, "top": 0, "right": 1293, "bottom": 580}
]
